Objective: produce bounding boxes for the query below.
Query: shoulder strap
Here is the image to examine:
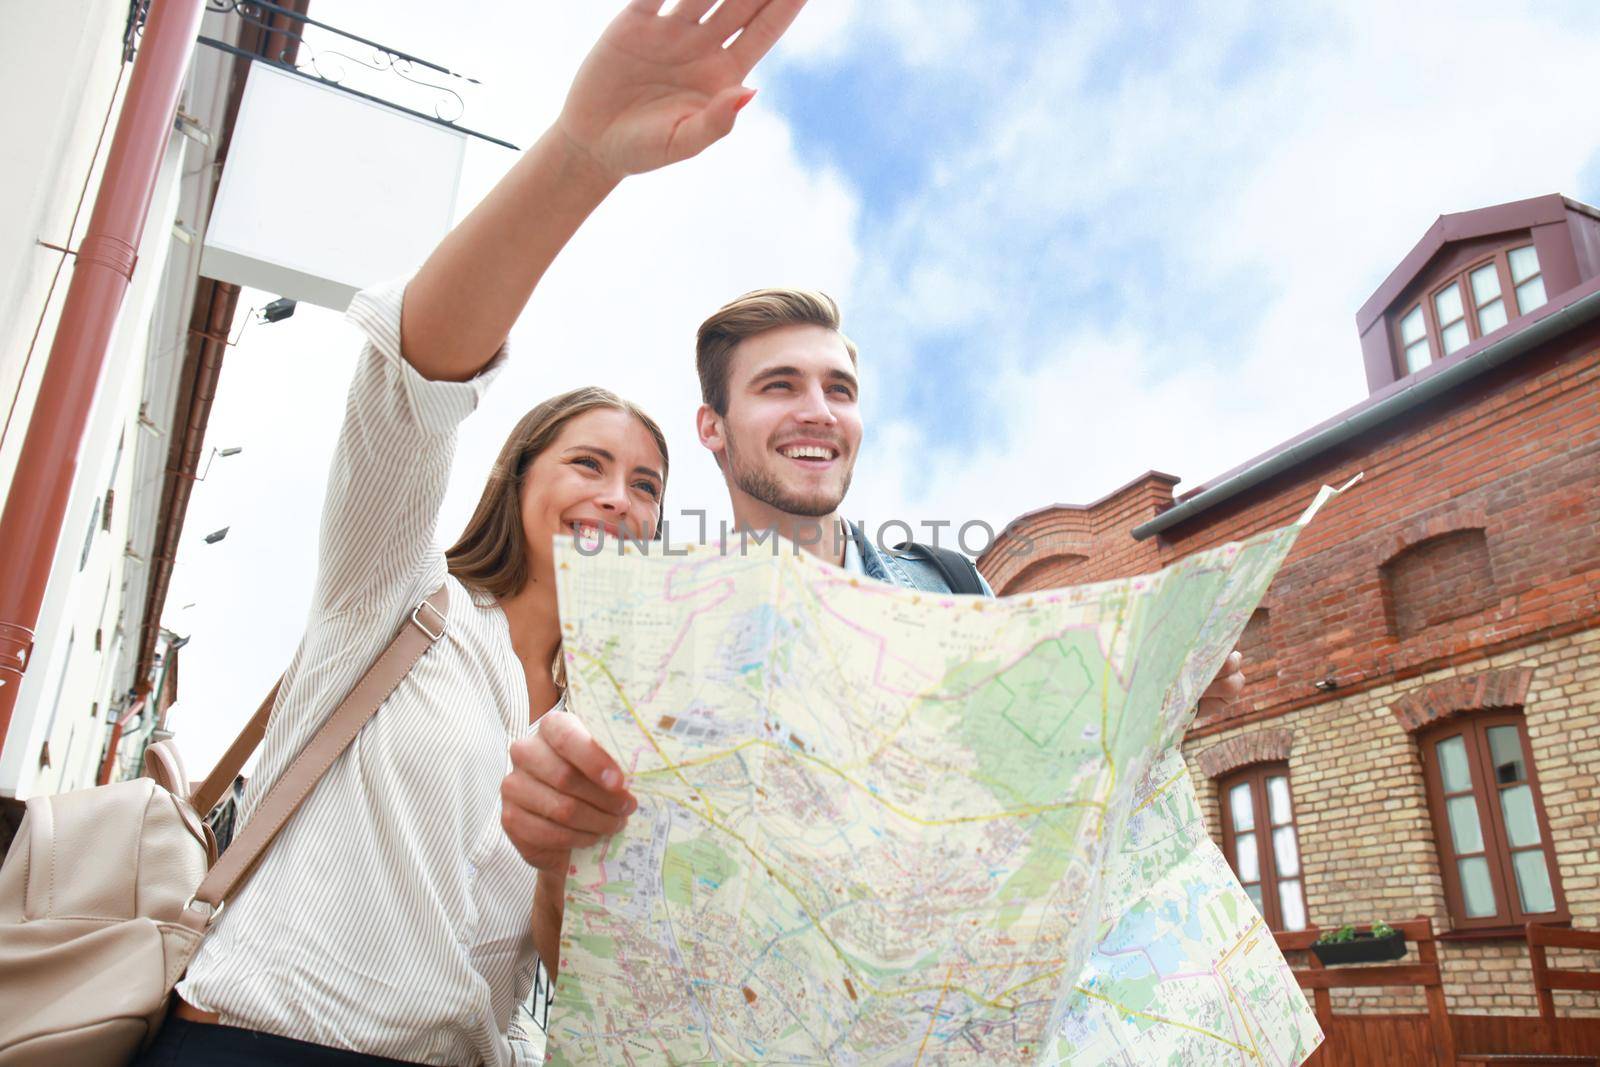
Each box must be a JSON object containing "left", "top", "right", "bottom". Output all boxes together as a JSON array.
[
  {"left": 178, "top": 584, "right": 449, "bottom": 933},
  {"left": 190, "top": 682, "right": 280, "bottom": 816},
  {"left": 893, "top": 541, "right": 986, "bottom": 596}
]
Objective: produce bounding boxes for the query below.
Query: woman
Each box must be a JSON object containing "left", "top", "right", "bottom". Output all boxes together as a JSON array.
[{"left": 136, "top": 2, "right": 809, "bottom": 1064}]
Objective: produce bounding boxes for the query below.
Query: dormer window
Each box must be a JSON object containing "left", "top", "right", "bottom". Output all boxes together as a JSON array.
[
  {"left": 1469, "top": 262, "right": 1506, "bottom": 335},
  {"left": 1399, "top": 305, "right": 1429, "bottom": 372},
  {"left": 1391, "top": 243, "right": 1552, "bottom": 375},
  {"left": 1433, "top": 282, "right": 1470, "bottom": 356},
  {"left": 1508, "top": 244, "right": 1546, "bottom": 315},
  {"left": 1358, "top": 194, "right": 1597, "bottom": 395}
]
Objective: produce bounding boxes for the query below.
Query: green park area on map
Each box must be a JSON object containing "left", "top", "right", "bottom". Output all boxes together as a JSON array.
[{"left": 546, "top": 501, "right": 1340, "bottom": 1065}]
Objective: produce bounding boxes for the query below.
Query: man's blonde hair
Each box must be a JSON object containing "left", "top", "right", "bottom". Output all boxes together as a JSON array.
[{"left": 696, "top": 288, "right": 859, "bottom": 415}]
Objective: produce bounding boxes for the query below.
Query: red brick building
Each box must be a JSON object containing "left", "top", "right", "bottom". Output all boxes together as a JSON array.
[{"left": 979, "top": 193, "right": 1600, "bottom": 1019}]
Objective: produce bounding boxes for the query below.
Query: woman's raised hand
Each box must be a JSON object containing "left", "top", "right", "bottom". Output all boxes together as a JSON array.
[{"left": 556, "top": 0, "right": 809, "bottom": 181}]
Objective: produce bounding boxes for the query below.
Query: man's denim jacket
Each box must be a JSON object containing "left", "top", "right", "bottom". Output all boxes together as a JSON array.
[{"left": 850, "top": 522, "right": 996, "bottom": 596}]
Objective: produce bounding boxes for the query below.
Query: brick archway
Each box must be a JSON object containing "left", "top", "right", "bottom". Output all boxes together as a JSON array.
[
  {"left": 1388, "top": 666, "right": 1534, "bottom": 733},
  {"left": 1196, "top": 726, "right": 1294, "bottom": 780}
]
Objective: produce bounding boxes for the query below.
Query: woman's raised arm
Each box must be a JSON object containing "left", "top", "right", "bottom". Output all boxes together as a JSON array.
[{"left": 401, "top": 0, "right": 808, "bottom": 382}]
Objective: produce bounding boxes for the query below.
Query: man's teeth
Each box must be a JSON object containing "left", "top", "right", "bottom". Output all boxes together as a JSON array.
[{"left": 781, "top": 445, "right": 835, "bottom": 460}]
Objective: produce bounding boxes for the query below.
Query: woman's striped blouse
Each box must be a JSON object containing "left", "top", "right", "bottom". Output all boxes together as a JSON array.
[{"left": 177, "top": 281, "right": 548, "bottom": 1066}]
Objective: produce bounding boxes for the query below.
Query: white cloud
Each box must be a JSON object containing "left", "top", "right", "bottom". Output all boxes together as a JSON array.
[
  {"left": 775, "top": 0, "right": 987, "bottom": 71},
  {"left": 844, "top": 0, "right": 1600, "bottom": 535}
]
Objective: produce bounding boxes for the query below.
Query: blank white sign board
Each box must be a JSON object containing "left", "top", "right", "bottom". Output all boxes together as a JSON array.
[{"left": 202, "top": 62, "right": 465, "bottom": 310}]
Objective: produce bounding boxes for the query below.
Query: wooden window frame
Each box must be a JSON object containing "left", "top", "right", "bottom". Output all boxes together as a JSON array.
[
  {"left": 1218, "top": 761, "right": 1308, "bottom": 933},
  {"left": 1507, "top": 242, "right": 1547, "bottom": 317},
  {"left": 1429, "top": 276, "right": 1472, "bottom": 358},
  {"left": 1419, "top": 711, "right": 1569, "bottom": 932},
  {"left": 1390, "top": 246, "right": 1537, "bottom": 377}
]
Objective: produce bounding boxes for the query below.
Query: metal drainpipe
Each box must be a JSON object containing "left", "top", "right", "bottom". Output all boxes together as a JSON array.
[
  {"left": 0, "top": 0, "right": 207, "bottom": 762},
  {"left": 96, "top": 693, "right": 148, "bottom": 786}
]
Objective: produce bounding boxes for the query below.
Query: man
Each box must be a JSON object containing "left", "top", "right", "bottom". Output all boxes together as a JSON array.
[
  {"left": 691, "top": 286, "right": 993, "bottom": 592},
  {"left": 502, "top": 288, "right": 1246, "bottom": 863}
]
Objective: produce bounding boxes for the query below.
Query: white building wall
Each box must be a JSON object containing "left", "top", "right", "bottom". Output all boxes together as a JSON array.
[
  {"left": 0, "top": 0, "right": 131, "bottom": 499},
  {"left": 0, "top": 133, "right": 190, "bottom": 797},
  {"left": 0, "top": 3, "right": 239, "bottom": 797}
]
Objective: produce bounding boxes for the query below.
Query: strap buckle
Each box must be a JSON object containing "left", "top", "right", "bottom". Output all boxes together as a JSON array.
[
  {"left": 411, "top": 598, "right": 446, "bottom": 641},
  {"left": 183, "top": 895, "right": 226, "bottom": 928}
]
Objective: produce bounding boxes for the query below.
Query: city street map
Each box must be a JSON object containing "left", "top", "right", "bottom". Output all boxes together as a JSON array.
[{"left": 545, "top": 487, "right": 1349, "bottom": 1065}]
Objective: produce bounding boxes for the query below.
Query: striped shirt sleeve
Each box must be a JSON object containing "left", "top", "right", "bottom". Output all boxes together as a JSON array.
[{"left": 312, "top": 279, "right": 506, "bottom": 624}]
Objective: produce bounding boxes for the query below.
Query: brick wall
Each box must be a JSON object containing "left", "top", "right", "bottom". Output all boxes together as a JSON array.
[
  {"left": 1182, "top": 629, "right": 1600, "bottom": 1016},
  {"left": 1382, "top": 527, "right": 1497, "bottom": 639},
  {"left": 982, "top": 323, "right": 1600, "bottom": 1017},
  {"left": 985, "top": 326, "right": 1600, "bottom": 731}
]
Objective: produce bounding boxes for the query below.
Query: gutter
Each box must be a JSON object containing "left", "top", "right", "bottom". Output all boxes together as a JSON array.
[
  {"left": 96, "top": 694, "right": 148, "bottom": 786},
  {"left": 131, "top": 2, "right": 307, "bottom": 702},
  {"left": 135, "top": 281, "right": 238, "bottom": 692},
  {"left": 1132, "top": 283, "right": 1600, "bottom": 541}
]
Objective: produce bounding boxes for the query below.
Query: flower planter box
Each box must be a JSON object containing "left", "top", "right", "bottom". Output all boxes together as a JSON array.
[{"left": 1310, "top": 930, "right": 1407, "bottom": 965}]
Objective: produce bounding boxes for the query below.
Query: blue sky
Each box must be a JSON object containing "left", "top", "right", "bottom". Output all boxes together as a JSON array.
[{"left": 758, "top": 1, "right": 1600, "bottom": 507}]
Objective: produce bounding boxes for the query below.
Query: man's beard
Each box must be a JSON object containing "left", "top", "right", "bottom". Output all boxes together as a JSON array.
[{"left": 726, "top": 435, "right": 852, "bottom": 518}]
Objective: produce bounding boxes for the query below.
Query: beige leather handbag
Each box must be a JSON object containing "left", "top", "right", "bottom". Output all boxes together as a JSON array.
[{"left": 0, "top": 586, "right": 448, "bottom": 1065}]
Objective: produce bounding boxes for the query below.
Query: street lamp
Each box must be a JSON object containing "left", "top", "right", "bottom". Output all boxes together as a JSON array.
[{"left": 195, "top": 444, "right": 242, "bottom": 481}]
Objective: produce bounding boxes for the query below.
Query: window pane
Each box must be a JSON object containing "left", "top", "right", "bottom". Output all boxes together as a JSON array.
[
  {"left": 1400, "top": 305, "right": 1426, "bottom": 343},
  {"left": 1268, "top": 776, "right": 1292, "bottom": 826},
  {"left": 1229, "top": 782, "right": 1255, "bottom": 832},
  {"left": 1405, "top": 339, "right": 1431, "bottom": 373},
  {"left": 1477, "top": 298, "right": 1507, "bottom": 335},
  {"left": 1434, "top": 284, "right": 1465, "bottom": 325},
  {"left": 1437, "top": 735, "right": 1472, "bottom": 793},
  {"left": 1516, "top": 276, "right": 1547, "bottom": 314},
  {"left": 1280, "top": 878, "right": 1307, "bottom": 931},
  {"left": 1236, "top": 832, "right": 1260, "bottom": 882},
  {"left": 1487, "top": 725, "right": 1526, "bottom": 784},
  {"left": 1513, "top": 849, "right": 1557, "bottom": 914},
  {"left": 1441, "top": 319, "right": 1470, "bottom": 355},
  {"left": 1470, "top": 263, "right": 1502, "bottom": 305},
  {"left": 1244, "top": 882, "right": 1264, "bottom": 913},
  {"left": 1500, "top": 784, "right": 1542, "bottom": 848},
  {"left": 1458, "top": 856, "right": 1498, "bottom": 918},
  {"left": 1509, "top": 245, "right": 1541, "bottom": 284},
  {"left": 1274, "top": 825, "right": 1300, "bottom": 877},
  {"left": 1447, "top": 794, "right": 1485, "bottom": 854}
]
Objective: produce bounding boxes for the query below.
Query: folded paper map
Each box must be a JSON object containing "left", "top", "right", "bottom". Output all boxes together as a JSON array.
[{"left": 546, "top": 486, "right": 1350, "bottom": 1065}]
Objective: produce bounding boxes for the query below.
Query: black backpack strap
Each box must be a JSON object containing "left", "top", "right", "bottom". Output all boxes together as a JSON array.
[{"left": 892, "top": 541, "right": 986, "bottom": 596}]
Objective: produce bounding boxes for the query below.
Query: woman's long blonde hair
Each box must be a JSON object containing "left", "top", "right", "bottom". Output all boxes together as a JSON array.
[{"left": 446, "top": 387, "right": 669, "bottom": 599}]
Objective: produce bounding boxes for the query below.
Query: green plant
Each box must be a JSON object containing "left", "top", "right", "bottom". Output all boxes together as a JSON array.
[
  {"left": 1314, "top": 924, "right": 1356, "bottom": 945},
  {"left": 1314, "top": 920, "right": 1395, "bottom": 944}
]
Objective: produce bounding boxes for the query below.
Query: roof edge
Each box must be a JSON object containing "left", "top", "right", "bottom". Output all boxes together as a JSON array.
[{"left": 976, "top": 470, "right": 1181, "bottom": 570}]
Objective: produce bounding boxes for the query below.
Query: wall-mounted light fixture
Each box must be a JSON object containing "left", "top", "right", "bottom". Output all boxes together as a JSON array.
[{"left": 195, "top": 445, "right": 243, "bottom": 481}]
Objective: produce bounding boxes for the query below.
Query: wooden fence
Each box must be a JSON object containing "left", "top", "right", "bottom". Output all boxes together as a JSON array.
[{"left": 1277, "top": 920, "right": 1600, "bottom": 1066}]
